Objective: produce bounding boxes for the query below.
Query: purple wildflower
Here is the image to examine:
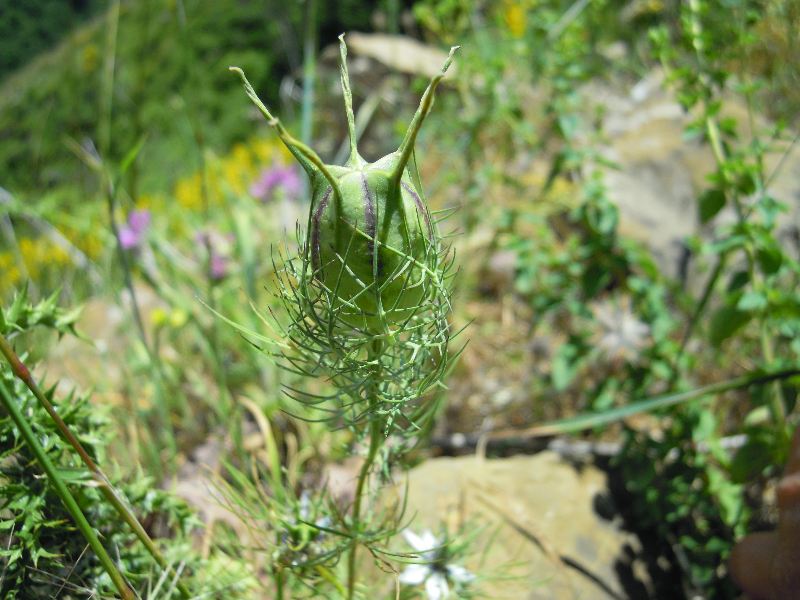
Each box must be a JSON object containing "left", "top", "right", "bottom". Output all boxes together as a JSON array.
[
  {"left": 119, "top": 209, "right": 151, "bottom": 250},
  {"left": 249, "top": 165, "right": 302, "bottom": 202},
  {"left": 209, "top": 253, "right": 229, "bottom": 281},
  {"left": 196, "top": 230, "right": 234, "bottom": 282}
]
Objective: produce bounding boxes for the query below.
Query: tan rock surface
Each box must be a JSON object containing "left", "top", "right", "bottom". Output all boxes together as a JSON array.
[{"left": 400, "top": 452, "right": 648, "bottom": 599}]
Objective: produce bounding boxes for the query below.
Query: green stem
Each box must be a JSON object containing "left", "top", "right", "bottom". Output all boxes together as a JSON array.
[
  {"left": 0, "top": 378, "right": 134, "bottom": 600},
  {"left": 691, "top": 2, "right": 784, "bottom": 430},
  {"left": 275, "top": 568, "right": 285, "bottom": 600},
  {"left": 490, "top": 367, "right": 800, "bottom": 440},
  {"left": 317, "top": 565, "right": 347, "bottom": 596},
  {"left": 673, "top": 251, "right": 727, "bottom": 370},
  {"left": 178, "top": 14, "right": 236, "bottom": 444},
  {"left": 346, "top": 409, "right": 381, "bottom": 600},
  {"left": 346, "top": 340, "right": 385, "bottom": 600},
  {"left": 0, "top": 334, "right": 191, "bottom": 599},
  {"left": 106, "top": 182, "right": 149, "bottom": 351},
  {"left": 301, "top": 0, "right": 318, "bottom": 149},
  {"left": 387, "top": 0, "right": 399, "bottom": 34},
  {"left": 391, "top": 46, "right": 459, "bottom": 186},
  {"left": 99, "top": 0, "right": 120, "bottom": 159},
  {"left": 105, "top": 173, "right": 178, "bottom": 468},
  {"left": 760, "top": 321, "right": 787, "bottom": 430},
  {"left": 229, "top": 67, "right": 341, "bottom": 196},
  {"left": 206, "top": 272, "right": 241, "bottom": 457},
  {"left": 338, "top": 35, "right": 363, "bottom": 166}
]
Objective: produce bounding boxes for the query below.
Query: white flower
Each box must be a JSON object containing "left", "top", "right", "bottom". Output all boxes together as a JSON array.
[
  {"left": 591, "top": 296, "right": 650, "bottom": 363},
  {"left": 398, "top": 530, "right": 475, "bottom": 600}
]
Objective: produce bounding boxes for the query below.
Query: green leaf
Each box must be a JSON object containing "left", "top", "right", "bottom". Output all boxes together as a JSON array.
[
  {"left": 698, "top": 188, "right": 726, "bottom": 224},
  {"left": 498, "top": 368, "right": 800, "bottom": 437},
  {"left": 737, "top": 291, "right": 767, "bottom": 312},
  {"left": 552, "top": 343, "right": 580, "bottom": 391},
  {"left": 708, "top": 465, "right": 744, "bottom": 526},
  {"left": 756, "top": 245, "right": 782, "bottom": 275},
  {"left": 709, "top": 304, "right": 752, "bottom": 347},
  {"left": 119, "top": 134, "right": 148, "bottom": 177},
  {"left": 706, "top": 234, "right": 746, "bottom": 254},
  {"left": 730, "top": 432, "right": 775, "bottom": 484},
  {"left": 743, "top": 405, "right": 770, "bottom": 426},
  {"left": 726, "top": 270, "right": 750, "bottom": 293}
]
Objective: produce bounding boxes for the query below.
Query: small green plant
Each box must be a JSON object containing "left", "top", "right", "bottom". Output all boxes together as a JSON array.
[
  {"left": 0, "top": 289, "right": 202, "bottom": 598},
  {"left": 618, "top": 1, "right": 800, "bottom": 593}
]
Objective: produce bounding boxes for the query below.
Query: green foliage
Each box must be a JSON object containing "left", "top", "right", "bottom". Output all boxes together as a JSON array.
[
  {"left": 0, "top": 0, "right": 108, "bottom": 81},
  {"left": 0, "top": 286, "right": 81, "bottom": 338},
  {"left": 0, "top": 292, "right": 198, "bottom": 598},
  {"left": 414, "top": 0, "right": 476, "bottom": 44},
  {"left": 417, "top": 0, "right": 799, "bottom": 596},
  {"left": 0, "top": 0, "right": 376, "bottom": 198},
  {"left": 0, "top": 0, "right": 273, "bottom": 194},
  {"left": 618, "top": 406, "right": 743, "bottom": 597}
]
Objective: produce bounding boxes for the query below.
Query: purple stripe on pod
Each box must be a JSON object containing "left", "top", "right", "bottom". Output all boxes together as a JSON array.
[
  {"left": 401, "top": 181, "right": 434, "bottom": 242},
  {"left": 361, "top": 174, "right": 376, "bottom": 244},
  {"left": 361, "top": 174, "right": 382, "bottom": 275},
  {"left": 311, "top": 186, "right": 332, "bottom": 275}
]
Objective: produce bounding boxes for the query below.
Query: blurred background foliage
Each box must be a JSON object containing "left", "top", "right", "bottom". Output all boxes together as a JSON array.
[
  {"left": 0, "top": 0, "right": 109, "bottom": 80},
  {"left": 0, "top": 0, "right": 383, "bottom": 195}
]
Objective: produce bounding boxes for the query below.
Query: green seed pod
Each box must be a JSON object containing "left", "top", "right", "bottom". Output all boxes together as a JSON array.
[
  {"left": 307, "top": 154, "right": 433, "bottom": 328},
  {"left": 231, "top": 36, "right": 458, "bottom": 332}
]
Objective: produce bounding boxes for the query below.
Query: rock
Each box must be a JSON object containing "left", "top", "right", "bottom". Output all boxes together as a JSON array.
[
  {"left": 478, "top": 249, "right": 517, "bottom": 297},
  {"left": 586, "top": 69, "right": 800, "bottom": 281},
  {"left": 397, "top": 452, "right": 652, "bottom": 599},
  {"left": 41, "top": 284, "right": 164, "bottom": 395},
  {"left": 345, "top": 33, "right": 458, "bottom": 79},
  {"left": 321, "top": 456, "right": 363, "bottom": 508},
  {"left": 583, "top": 71, "right": 710, "bottom": 281}
]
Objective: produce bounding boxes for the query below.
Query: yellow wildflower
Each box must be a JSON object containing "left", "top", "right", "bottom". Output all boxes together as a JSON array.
[
  {"left": 504, "top": 2, "right": 527, "bottom": 38},
  {"left": 81, "top": 44, "right": 99, "bottom": 73},
  {"left": 174, "top": 174, "right": 204, "bottom": 210},
  {"left": 151, "top": 307, "right": 168, "bottom": 327},
  {"left": 169, "top": 308, "right": 188, "bottom": 328},
  {"left": 136, "top": 193, "right": 164, "bottom": 211}
]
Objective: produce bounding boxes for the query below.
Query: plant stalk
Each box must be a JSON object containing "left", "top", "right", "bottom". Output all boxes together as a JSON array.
[
  {"left": 275, "top": 567, "right": 285, "bottom": 600},
  {"left": 104, "top": 176, "right": 178, "bottom": 467},
  {"left": 301, "top": 0, "right": 318, "bottom": 148},
  {"left": 488, "top": 366, "right": 800, "bottom": 441},
  {"left": 0, "top": 333, "right": 191, "bottom": 599},
  {"left": 346, "top": 340, "right": 385, "bottom": 599},
  {"left": 346, "top": 407, "right": 382, "bottom": 599},
  {"left": 0, "top": 377, "right": 134, "bottom": 600}
]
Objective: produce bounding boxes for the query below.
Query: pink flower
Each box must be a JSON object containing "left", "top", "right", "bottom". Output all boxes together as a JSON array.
[
  {"left": 249, "top": 165, "right": 302, "bottom": 202},
  {"left": 196, "top": 229, "right": 234, "bottom": 282},
  {"left": 209, "top": 253, "right": 229, "bottom": 281},
  {"left": 119, "top": 209, "right": 150, "bottom": 250}
]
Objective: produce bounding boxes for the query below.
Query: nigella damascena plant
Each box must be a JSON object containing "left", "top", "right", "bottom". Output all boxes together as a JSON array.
[{"left": 230, "top": 36, "right": 460, "bottom": 425}]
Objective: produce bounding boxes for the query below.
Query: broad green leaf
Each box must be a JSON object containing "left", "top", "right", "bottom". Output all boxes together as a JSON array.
[
  {"left": 709, "top": 304, "right": 752, "bottom": 347},
  {"left": 699, "top": 188, "right": 726, "bottom": 224},
  {"left": 726, "top": 270, "right": 750, "bottom": 293},
  {"left": 756, "top": 245, "right": 782, "bottom": 275},
  {"left": 736, "top": 291, "right": 767, "bottom": 312}
]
